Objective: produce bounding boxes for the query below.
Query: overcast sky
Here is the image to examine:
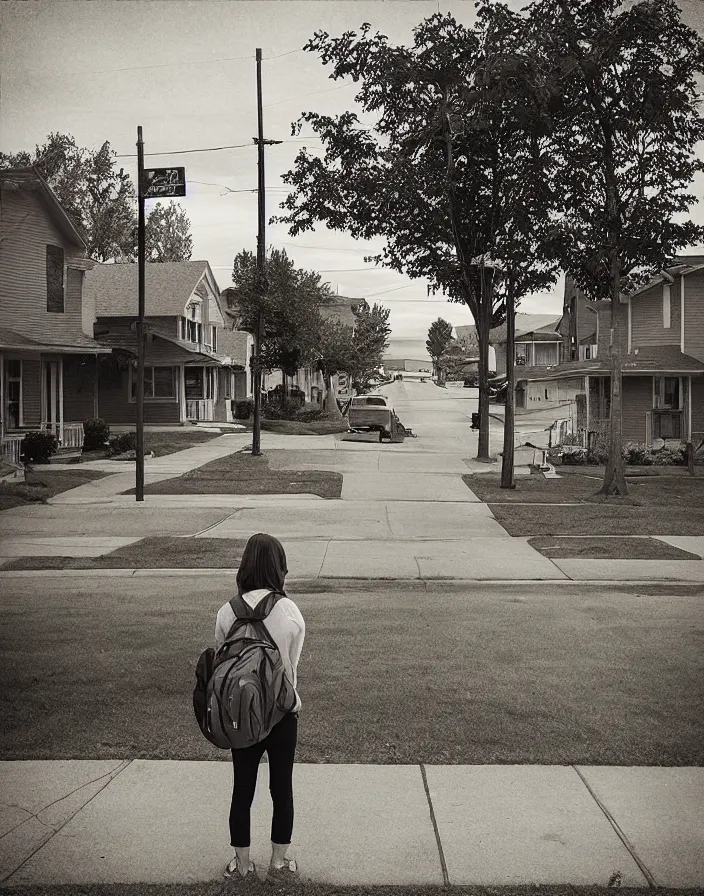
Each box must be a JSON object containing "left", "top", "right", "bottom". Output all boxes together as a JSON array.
[{"left": 2, "top": 0, "right": 704, "bottom": 356}]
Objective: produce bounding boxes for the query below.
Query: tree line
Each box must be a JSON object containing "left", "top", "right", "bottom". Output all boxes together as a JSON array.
[{"left": 273, "top": 0, "right": 704, "bottom": 494}]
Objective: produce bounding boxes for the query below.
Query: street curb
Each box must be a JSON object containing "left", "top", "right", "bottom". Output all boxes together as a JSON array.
[{"left": 0, "top": 570, "right": 703, "bottom": 593}]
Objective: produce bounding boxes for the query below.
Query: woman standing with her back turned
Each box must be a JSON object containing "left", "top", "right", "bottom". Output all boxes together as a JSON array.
[{"left": 215, "top": 532, "right": 305, "bottom": 884}]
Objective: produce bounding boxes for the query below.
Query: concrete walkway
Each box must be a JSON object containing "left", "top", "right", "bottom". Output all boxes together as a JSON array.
[{"left": 2, "top": 760, "right": 703, "bottom": 887}]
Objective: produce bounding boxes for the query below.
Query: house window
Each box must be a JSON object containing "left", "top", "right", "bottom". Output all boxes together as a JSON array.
[
  {"left": 663, "top": 283, "right": 671, "bottom": 329},
  {"left": 129, "top": 365, "right": 176, "bottom": 400},
  {"left": 46, "top": 245, "right": 65, "bottom": 313},
  {"left": 534, "top": 342, "right": 558, "bottom": 366},
  {"left": 5, "top": 359, "right": 22, "bottom": 428},
  {"left": 654, "top": 376, "right": 680, "bottom": 410},
  {"left": 211, "top": 325, "right": 217, "bottom": 352},
  {"left": 515, "top": 344, "right": 527, "bottom": 365}
]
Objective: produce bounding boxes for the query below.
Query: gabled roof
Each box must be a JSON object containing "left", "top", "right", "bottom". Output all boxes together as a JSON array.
[
  {"left": 85, "top": 261, "right": 220, "bottom": 317},
  {"left": 319, "top": 300, "right": 357, "bottom": 328},
  {"left": 490, "top": 314, "right": 561, "bottom": 345},
  {"left": 626, "top": 257, "right": 704, "bottom": 301},
  {"left": 0, "top": 166, "right": 87, "bottom": 249}
]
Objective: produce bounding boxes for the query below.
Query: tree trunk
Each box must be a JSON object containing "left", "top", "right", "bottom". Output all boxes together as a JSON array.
[
  {"left": 501, "top": 280, "right": 516, "bottom": 488},
  {"left": 324, "top": 372, "right": 343, "bottom": 419},
  {"left": 600, "top": 253, "right": 628, "bottom": 496}
]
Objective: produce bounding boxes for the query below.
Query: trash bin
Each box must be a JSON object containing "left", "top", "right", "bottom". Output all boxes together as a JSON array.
[{"left": 471, "top": 412, "right": 480, "bottom": 429}]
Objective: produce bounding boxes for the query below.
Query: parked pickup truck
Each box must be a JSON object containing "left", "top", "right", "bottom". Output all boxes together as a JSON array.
[{"left": 346, "top": 394, "right": 396, "bottom": 440}]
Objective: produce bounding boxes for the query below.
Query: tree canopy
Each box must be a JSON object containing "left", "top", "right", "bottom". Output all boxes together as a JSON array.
[
  {"left": 227, "top": 247, "right": 334, "bottom": 375},
  {"left": 144, "top": 201, "right": 193, "bottom": 262},
  {"left": 274, "top": 6, "right": 560, "bottom": 457},
  {"left": 524, "top": 0, "right": 704, "bottom": 493},
  {"left": 426, "top": 318, "right": 454, "bottom": 371},
  {"left": 348, "top": 301, "right": 391, "bottom": 393}
]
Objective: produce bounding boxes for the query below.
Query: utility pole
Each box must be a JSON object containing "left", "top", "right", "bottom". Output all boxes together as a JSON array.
[
  {"left": 136, "top": 126, "right": 146, "bottom": 501},
  {"left": 501, "top": 278, "right": 516, "bottom": 489},
  {"left": 251, "top": 48, "right": 282, "bottom": 457}
]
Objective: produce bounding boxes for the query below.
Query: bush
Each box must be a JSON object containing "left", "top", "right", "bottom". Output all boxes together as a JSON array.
[
  {"left": 233, "top": 400, "right": 253, "bottom": 420},
  {"left": 83, "top": 417, "right": 110, "bottom": 450},
  {"left": 21, "top": 431, "right": 58, "bottom": 464},
  {"left": 623, "top": 441, "right": 654, "bottom": 466},
  {"left": 109, "top": 432, "right": 138, "bottom": 456}
]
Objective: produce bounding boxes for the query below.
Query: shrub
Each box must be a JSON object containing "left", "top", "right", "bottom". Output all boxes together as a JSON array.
[
  {"left": 623, "top": 442, "right": 654, "bottom": 465},
  {"left": 21, "top": 431, "right": 58, "bottom": 464},
  {"left": 109, "top": 432, "right": 138, "bottom": 455},
  {"left": 233, "top": 400, "right": 253, "bottom": 420},
  {"left": 83, "top": 417, "right": 110, "bottom": 450}
]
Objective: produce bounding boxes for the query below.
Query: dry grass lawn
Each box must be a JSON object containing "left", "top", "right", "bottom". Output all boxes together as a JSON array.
[
  {"left": 1, "top": 537, "right": 248, "bottom": 571},
  {"left": 0, "top": 469, "right": 110, "bottom": 512},
  {"left": 529, "top": 535, "right": 701, "bottom": 560},
  {"left": 1, "top": 579, "right": 701, "bottom": 766},
  {"left": 464, "top": 471, "right": 704, "bottom": 536},
  {"left": 133, "top": 451, "right": 342, "bottom": 498}
]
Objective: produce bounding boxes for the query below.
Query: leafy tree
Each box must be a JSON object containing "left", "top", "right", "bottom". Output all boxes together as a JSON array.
[
  {"left": 318, "top": 318, "right": 355, "bottom": 416},
  {"left": 144, "top": 201, "right": 193, "bottom": 262},
  {"left": 527, "top": 0, "right": 704, "bottom": 495},
  {"left": 348, "top": 302, "right": 391, "bottom": 394},
  {"left": 0, "top": 132, "right": 136, "bottom": 262},
  {"left": 426, "top": 318, "right": 454, "bottom": 378},
  {"left": 227, "top": 248, "right": 333, "bottom": 392},
  {"left": 274, "top": 9, "right": 559, "bottom": 460}
]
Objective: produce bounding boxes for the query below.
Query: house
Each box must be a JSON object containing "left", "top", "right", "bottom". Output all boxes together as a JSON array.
[
  {"left": 0, "top": 167, "right": 111, "bottom": 464},
  {"left": 84, "top": 261, "right": 251, "bottom": 426},
  {"left": 490, "top": 314, "right": 562, "bottom": 375},
  {"left": 515, "top": 261, "right": 704, "bottom": 446}
]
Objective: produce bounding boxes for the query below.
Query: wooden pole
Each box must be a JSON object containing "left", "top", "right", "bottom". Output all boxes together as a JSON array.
[
  {"left": 251, "top": 49, "right": 266, "bottom": 457},
  {"left": 136, "top": 126, "right": 146, "bottom": 500},
  {"left": 501, "top": 278, "right": 516, "bottom": 488}
]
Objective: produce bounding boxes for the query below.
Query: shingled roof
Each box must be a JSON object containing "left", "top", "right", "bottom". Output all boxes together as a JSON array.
[
  {"left": 0, "top": 325, "right": 109, "bottom": 353},
  {"left": 516, "top": 345, "right": 704, "bottom": 383},
  {"left": 85, "top": 261, "right": 218, "bottom": 317}
]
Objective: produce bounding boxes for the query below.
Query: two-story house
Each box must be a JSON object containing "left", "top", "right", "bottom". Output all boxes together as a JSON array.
[
  {"left": 0, "top": 167, "right": 110, "bottom": 464},
  {"left": 83, "top": 261, "right": 250, "bottom": 426},
  {"left": 515, "top": 262, "right": 704, "bottom": 445}
]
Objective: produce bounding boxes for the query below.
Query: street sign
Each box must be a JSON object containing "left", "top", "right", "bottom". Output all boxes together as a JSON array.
[{"left": 143, "top": 167, "right": 186, "bottom": 198}]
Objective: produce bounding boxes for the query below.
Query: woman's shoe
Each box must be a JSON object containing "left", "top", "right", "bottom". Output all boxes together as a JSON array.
[
  {"left": 224, "top": 857, "right": 256, "bottom": 880},
  {"left": 266, "top": 857, "right": 300, "bottom": 884}
]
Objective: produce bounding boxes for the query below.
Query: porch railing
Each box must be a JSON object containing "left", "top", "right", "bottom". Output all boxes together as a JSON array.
[
  {"left": 186, "top": 399, "right": 214, "bottom": 422},
  {"left": 41, "top": 422, "right": 85, "bottom": 448},
  {"left": 1, "top": 434, "right": 24, "bottom": 466}
]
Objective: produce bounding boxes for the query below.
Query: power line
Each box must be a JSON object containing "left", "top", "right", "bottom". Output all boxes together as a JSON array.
[
  {"left": 59, "top": 48, "right": 304, "bottom": 76},
  {"left": 264, "top": 82, "right": 355, "bottom": 109}
]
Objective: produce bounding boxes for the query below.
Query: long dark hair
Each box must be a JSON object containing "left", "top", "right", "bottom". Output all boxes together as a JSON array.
[{"left": 236, "top": 532, "right": 288, "bottom": 595}]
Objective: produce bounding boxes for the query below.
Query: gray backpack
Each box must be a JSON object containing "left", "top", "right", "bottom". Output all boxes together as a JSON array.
[{"left": 199, "top": 592, "right": 297, "bottom": 750}]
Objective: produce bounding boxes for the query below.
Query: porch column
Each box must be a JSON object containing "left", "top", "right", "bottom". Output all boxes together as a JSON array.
[
  {"left": 0, "top": 352, "right": 4, "bottom": 442},
  {"left": 94, "top": 355, "right": 100, "bottom": 419},
  {"left": 686, "top": 376, "right": 692, "bottom": 441},
  {"left": 49, "top": 362, "right": 57, "bottom": 437},
  {"left": 584, "top": 376, "right": 590, "bottom": 429},
  {"left": 179, "top": 365, "right": 186, "bottom": 423},
  {"left": 58, "top": 358, "right": 64, "bottom": 443}
]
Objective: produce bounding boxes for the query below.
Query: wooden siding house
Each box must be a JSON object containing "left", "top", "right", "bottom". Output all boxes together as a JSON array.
[
  {"left": 0, "top": 167, "right": 110, "bottom": 464},
  {"left": 516, "top": 260, "right": 704, "bottom": 445},
  {"left": 84, "top": 261, "right": 249, "bottom": 426}
]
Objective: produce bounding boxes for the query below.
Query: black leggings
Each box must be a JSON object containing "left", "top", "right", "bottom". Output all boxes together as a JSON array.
[{"left": 229, "top": 713, "right": 298, "bottom": 848}]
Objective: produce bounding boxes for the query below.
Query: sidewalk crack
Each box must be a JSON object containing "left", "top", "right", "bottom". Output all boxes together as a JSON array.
[
  {"left": 572, "top": 765, "right": 656, "bottom": 888},
  {"left": 1, "top": 759, "right": 133, "bottom": 883},
  {"left": 317, "top": 540, "right": 331, "bottom": 578},
  {"left": 419, "top": 763, "right": 449, "bottom": 886}
]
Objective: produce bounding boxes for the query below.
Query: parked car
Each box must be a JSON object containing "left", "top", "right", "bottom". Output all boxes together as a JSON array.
[
  {"left": 347, "top": 394, "right": 403, "bottom": 441},
  {"left": 488, "top": 374, "right": 508, "bottom": 403}
]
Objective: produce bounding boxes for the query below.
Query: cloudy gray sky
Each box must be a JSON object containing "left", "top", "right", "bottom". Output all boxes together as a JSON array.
[{"left": 2, "top": 0, "right": 703, "bottom": 358}]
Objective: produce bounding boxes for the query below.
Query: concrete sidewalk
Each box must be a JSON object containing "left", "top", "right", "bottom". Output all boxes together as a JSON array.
[{"left": 2, "top": 760, "right": 703, "bottom": 888}]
